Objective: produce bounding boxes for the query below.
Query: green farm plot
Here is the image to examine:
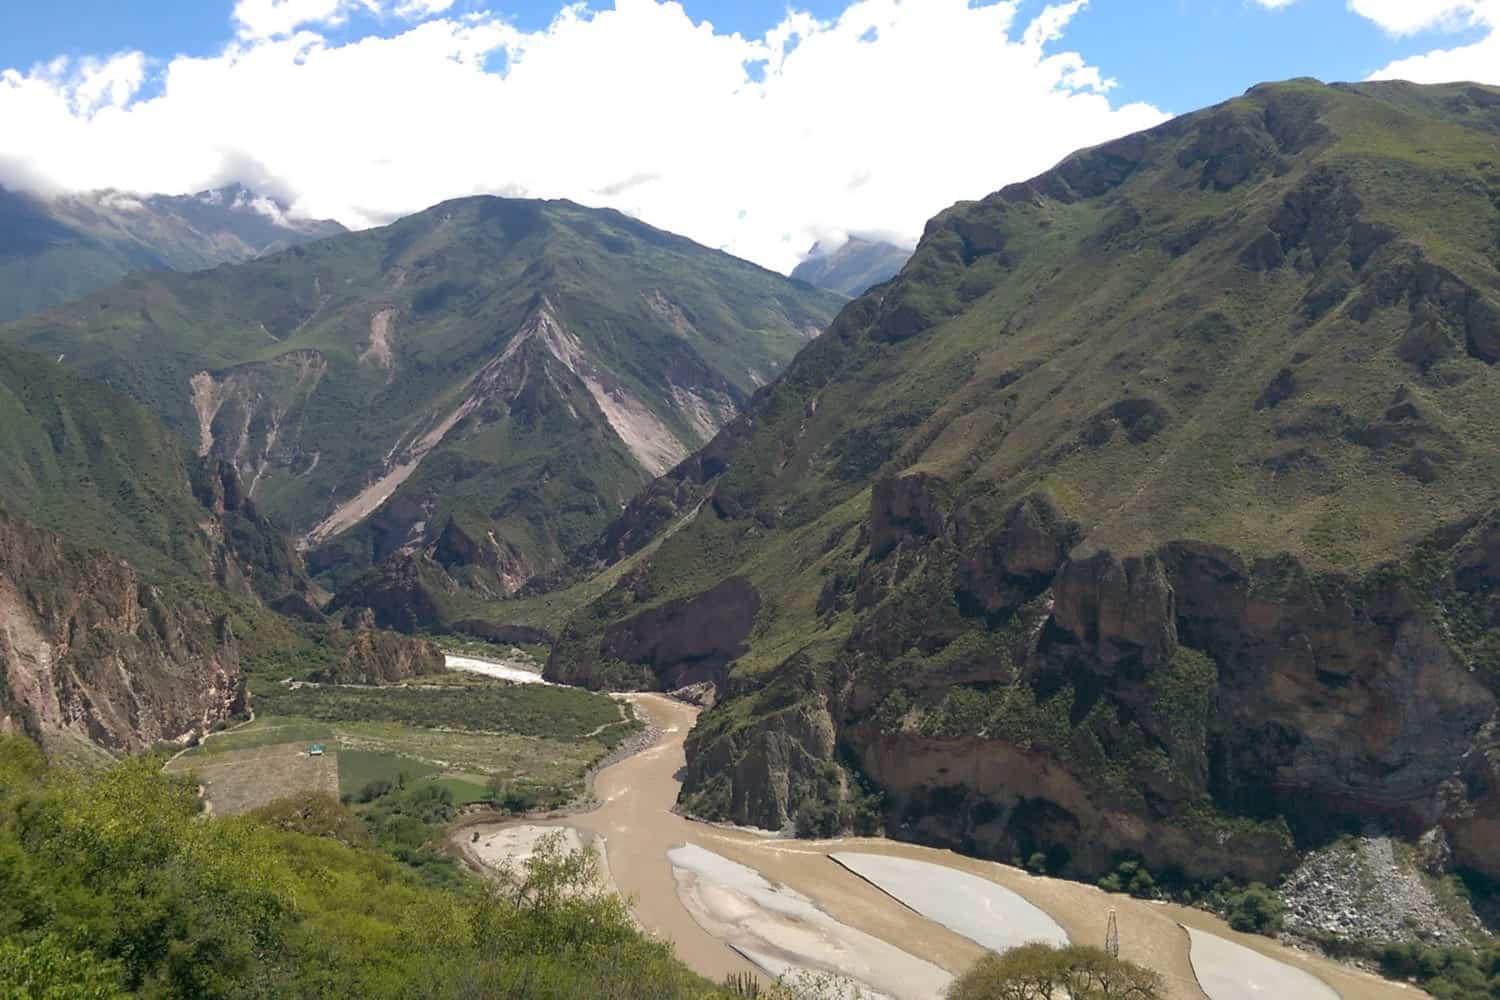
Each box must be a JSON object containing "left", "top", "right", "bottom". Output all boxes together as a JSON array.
[
  {"left": 174, "top": 676, "right": 637, "bottom": 834},
  {"left": 336, "top": 750, "right": 439, "bottom": 798},
  {"left": 253, "top": 682, "right": 639, "bottom": 747},
  {"left": 432, "top": 777, "right": 492, "bottom": 806}
]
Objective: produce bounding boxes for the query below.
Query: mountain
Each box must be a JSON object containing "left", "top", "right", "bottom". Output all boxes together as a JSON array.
[
  {"left": 0, "top": 196, "right": 844, "bottom": 606},
  {"left": 0, "top": 183, "right": 345, "bottom": 321},
  {"left": 791, "top": 236, "right": 912, "bottom": 296},
  {"left": 544, "top": 79, "right": 1500, "bottom": 887}
]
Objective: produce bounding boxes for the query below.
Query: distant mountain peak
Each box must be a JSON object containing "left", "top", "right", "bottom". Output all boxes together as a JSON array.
[
  {"left": 0, "top": 183, "right": 346, "bottom": 321},
  {"left": 791, "top": 235, "right": 912, "bottom": 297}
]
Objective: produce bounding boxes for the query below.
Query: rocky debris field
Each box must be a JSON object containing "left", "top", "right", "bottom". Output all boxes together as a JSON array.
[{"left": 1279, "top": 834, "right": 1483, "bottom": 948}]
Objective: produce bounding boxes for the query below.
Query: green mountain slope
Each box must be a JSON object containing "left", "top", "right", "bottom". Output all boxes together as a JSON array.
[
  {"left": 545, "top": 80, "right": 1500, "bottom": 886},
  {"left": 0, "top": 342, "right": 309, "bottom": 601},
  {"left": 791, "top": 236, "right": 913, "bottom": 296},
  {"left": 0, "top": 183, "right": 344, "bottom": 321},
  {"left": 0, "top": 196, "right": 842, "bottom": 597}
]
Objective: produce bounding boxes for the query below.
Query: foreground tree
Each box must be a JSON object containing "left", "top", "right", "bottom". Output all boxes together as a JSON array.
[{"left": 947, "top": 944, "right": 1163, "bottom": 1000}]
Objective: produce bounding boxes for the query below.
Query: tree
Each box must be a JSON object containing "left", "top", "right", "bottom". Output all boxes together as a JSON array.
[
  {"left": 0, "top": 934, "right": 126, "bottom": 1000},
  {"left": 947, "top": 944, "right": 1164, "bottom": 1000}
]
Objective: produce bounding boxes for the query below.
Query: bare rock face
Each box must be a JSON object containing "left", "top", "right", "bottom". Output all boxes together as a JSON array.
[
  {"left": 869, "top": 473, "right": 949, "bottom": 559},
  {"left": 449, "top": 621, "right": 552, "bottom": 646},
  {"left": 0, "top": 506, "right": 242, "bottom": 754},
  {"left": 849, "top": 723, "right": 1296, "bottom": 883},
  {"left": 313, "top": 631, "right": 445, "bottom": 685},
  {"left": 955, "top": 493, "right": 1079, "bottom": 618},
  {"left": 431, "top": 516, "right": 532, "bottom": 595},
  {"left": 682, "top": 695, "right": 838, "bottom": 830},
  {"left": 1051, "top": 551, "right": 1177, "bottom": 669},
  {"left": 558, "top": 576, "right": 762, "bottom": 691},
  {"left": 327, "top": 551, "right": 451, "bottom": 633},
  {"left": 191, "top": 459, "right": 317, "bottom": 607}
]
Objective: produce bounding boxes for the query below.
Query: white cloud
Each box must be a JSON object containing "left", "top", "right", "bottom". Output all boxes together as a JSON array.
[
  {"left": 1356, "top": 0, "right": 1500, "bottom": 84},
  {"left": 394, "top": 0, "right": 456, "bottom": 17},
  {"left": 0, "top": 0, "right": 1168, "bottom": 273},
  {"left": 232, "top": 0, "right": 381, "bottom": 39},
  {"left": 1349, "top": 0, "right": 1493, "bottom": 36},
  {"left": 1249, "top": 0, "right": 1298, "bottom": 10}
]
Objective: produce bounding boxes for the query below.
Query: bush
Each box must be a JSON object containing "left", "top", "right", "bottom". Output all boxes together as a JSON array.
[
  {"left": 1226, "top": 882, "right": 1285, "bottom": 935},
  {"left": 947, "top": 943, "right": 1164, "bottom": 1000},
  {"left": 1379, "top": 942, "right": 1500, "bottom": 1000},
  {"left": 1098, "top": 860, "right": 1157, "bottom": 899},
  {"left": 358, "top": 778, "right": 394, "bottom": 802}
]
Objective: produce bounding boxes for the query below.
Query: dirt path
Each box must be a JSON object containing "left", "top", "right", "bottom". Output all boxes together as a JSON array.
[{"left": 462, "top": 695, "right": 1418, "bottom": 999}]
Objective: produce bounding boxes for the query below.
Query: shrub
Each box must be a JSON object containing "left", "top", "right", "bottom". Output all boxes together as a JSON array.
[
  {"left": 1226, "top": 882, "right": 1285, "bottom": 935},
  {"left": 1099, "top": 860, "right": 1157, "bottom": 899},
  {"left": 947, "top": 943, "right": 1164, "bottom": 1000}
]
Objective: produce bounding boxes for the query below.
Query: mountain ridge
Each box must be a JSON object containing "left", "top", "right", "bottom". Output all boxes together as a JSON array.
[
  {"left": 0, "top": 182, "right": 345, "bottom": 321},
  {"left": 0, "top": 194, "right": 844, "bottom": 600}
]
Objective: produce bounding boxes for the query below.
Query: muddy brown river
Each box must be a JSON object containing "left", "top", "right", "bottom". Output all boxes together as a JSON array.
[{"left": 463, "top": 695, "right": 1419, "bottom": 1000}]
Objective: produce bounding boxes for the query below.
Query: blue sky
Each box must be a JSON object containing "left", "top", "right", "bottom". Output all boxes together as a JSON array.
[
  {"left": 1, "top": 0, "right": 1488, "bottom": 113},
  {"left": 2, "top": 1, "right": 1497, "bottom": 271}
]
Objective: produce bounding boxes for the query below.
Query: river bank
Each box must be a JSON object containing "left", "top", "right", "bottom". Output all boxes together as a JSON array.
[{"left": 458, "top": 694, "right": 1419, "bottom": 1000}]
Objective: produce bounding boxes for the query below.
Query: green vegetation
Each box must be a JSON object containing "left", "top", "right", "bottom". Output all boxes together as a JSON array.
[
  {"left": 1224, "top": 883, "right": 1286, "bottom": 935},
  {"left": 1097, "top": 860, "right": 1158, "bottom": 900},
  {"left": 337, "top": 748, "right": 439, "bottom": 796},
  {"left": 0, "top": 343, "right": 223, "bottom": 579},
  {"left": 945, "top": 944, "right": 1163, "bottom": 1000},
  {"left": 254, "top": 681, "right": 639, "bottom": 747},
  {"left": 0, "top": 735, "right": 729, "bottom": 999},
  {"left": 1378, "top": 941, "right": 1500, "bottom": 1000},
  {"left": 181, "top": 708, "right": 620, "bottom": 821}
]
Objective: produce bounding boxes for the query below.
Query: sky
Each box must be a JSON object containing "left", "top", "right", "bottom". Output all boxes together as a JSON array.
[{"left": 1, "top": 0, "right": 1498, "bottom": 273}]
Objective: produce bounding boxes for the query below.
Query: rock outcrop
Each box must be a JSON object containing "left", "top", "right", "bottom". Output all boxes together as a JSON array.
[
  {"left": 312, "top": 630, "right": 445, "bottom": 685},
  {"left": 549, "top": 576, "right": 762, "bottom": 690},
  {"left": 0, "top": 505, "right": 243, "bottom": 754}
]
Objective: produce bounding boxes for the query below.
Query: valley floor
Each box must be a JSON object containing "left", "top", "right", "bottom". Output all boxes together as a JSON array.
[{"left": 461, "top": 695, "right": 1422, "bottom": 1000}]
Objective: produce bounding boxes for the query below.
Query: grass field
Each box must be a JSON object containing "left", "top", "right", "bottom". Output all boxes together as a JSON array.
[
  {"left": 184, "top": 719, "right": 335, "bottom": 755},
  {"left": 432, "top": 777, "right": 492, "bottom": 805}
]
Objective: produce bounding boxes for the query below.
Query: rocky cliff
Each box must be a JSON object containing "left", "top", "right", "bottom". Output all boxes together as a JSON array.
[
  {"left": 667, "top": 477, "right": 1500, "bottom": 883},
  {"left": 0, "top": 505, "right": 243, "bottom": 754}
]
